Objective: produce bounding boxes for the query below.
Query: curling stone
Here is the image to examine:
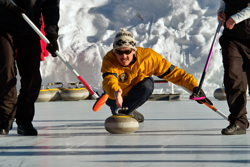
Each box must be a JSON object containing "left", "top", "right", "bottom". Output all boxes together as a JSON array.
[
  {"left": 80, "top": 87, "right": 90, "bottom": 100},
  {"left": 46, "top": 82, "right": 64, "bottom": 101},
  {"left": 76, "top": 82, "right": 90, "bottom": 100},
  {"left": 104, "top": 115, "right": 139, "bottom": 134},
  {"left": 214, "top": 87, "right": 227, "bottom": 100},
  {"left": 36, "top": 86, "right": 52, "bottom": 102},
  {"left": 60, "top": 83, "right": 85, "bottom": 101}
]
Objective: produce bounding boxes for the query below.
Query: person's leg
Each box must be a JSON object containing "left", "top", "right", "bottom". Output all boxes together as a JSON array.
[
  {"left": 0, "top": 32, "right": 17, "bottom": 135},
  {"left": 122, "top": 77, "right": 154, "bottom": 114},
  {"left": 246, "top": 42, "right": 250, "bottom": 96},
  {"left": 15, "top": 36, "right": 41, "bottom": 135},
  {"left": 106, "top": 77, "right": 154, "bottom": 115},
  {"left": 220, "top": 35, "right": 248, "bottom": 134},
  {"left": 241, "top": 44, "right": 250, "bottom": 127}
]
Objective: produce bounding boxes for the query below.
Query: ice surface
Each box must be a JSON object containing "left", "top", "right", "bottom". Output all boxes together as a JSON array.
[{"left": 1, "top": 98, "right": 250, "bottom": 167}]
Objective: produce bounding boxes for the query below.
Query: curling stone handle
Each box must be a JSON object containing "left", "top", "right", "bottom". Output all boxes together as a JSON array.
[
  {"left": 76, "top": 82, "right": 85, "bottom": 88},
  {"left": 67, "top": 82, "right": 78, "bottom": 88},
  {"left": 115, "top": 107, "right": 128, "bottom": 115},
  {"left": 46, "top": 82, "right": 64, "bottom": 88},
  {"left": 53, "top": 82, "right": 64, "bottom": 87}
]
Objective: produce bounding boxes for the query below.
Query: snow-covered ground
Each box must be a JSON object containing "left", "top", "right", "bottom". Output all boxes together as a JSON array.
[{"left": 18, "top": 0, "right": 225, "bottom": 97}]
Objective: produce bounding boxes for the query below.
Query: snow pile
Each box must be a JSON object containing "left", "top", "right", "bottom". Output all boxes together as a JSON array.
[{"left": 20, "top": 0, "right": 224, "bottom": 96}]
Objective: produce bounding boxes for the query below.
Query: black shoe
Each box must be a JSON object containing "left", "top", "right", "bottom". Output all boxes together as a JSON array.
[
  {"left": 0, "top": 120, "right": 13, "bottom": 135},
  {"left": 131, "top": 110, "right": 144, "bottom": 123},
  {"left": 17, "top": 124, "right": 38, "bottom": 136},
  {"left": 221, "top": 124, "right": 246, "bottom": 135}
]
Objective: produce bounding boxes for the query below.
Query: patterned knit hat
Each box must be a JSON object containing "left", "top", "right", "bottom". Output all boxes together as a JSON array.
[{"left": 113, "top": 28, "right": 137, "bottom": 52}]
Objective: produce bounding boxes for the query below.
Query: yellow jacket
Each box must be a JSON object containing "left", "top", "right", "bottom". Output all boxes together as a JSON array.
[{"left": 101, "top": 47, "right": 198, "bottom": 99}]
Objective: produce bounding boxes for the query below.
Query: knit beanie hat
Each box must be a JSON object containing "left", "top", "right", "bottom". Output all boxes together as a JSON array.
[{"left": 113, "top": 28, "right": 137, "bottom": 52}]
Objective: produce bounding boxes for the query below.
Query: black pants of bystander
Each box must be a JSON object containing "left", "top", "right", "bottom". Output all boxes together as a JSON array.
[{"left": 0, "top": 31, "right": 41, "bottom": 126}]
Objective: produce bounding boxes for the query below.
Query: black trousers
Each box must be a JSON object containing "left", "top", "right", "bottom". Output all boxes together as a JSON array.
[
  {"left": 219, "top": 35, "right": 250, "bottom": 129},
  {"left": 0, "top": 31, "right": 41, "bottom": 125},
  {"left": 106, "top": 77, "right": 154, "bottom": 115}
]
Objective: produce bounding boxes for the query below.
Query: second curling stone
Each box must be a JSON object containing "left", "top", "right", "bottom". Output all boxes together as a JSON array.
[
  {"left": 214, "top": 87, "right": 226, "bottom": 100},
  {"left": 36, "top": 86, "right": 51, "bottom": 102},
  {"left": 76, "top": 82, "right": 90, "bottom": 100},
  {"left": 60, "top": 83, "right": 85, "bottom": 101},
  {"left": 46, "top": 82, "right": 64, "bottom": 101}
]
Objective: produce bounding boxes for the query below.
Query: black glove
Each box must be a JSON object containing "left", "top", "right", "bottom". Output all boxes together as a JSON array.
[
  {"left": 7, "top": 3, "right": 26, "bottom": 18},
  {"left": 46, "top": 33, "right": 59, "bottom": 57},
  {"left": 191, "top": 87, "right": 213, "bottom": 105}
]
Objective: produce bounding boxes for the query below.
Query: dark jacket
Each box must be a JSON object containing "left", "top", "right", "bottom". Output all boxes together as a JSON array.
[
  {"left": 223, "top": 0, "right": 250, "bottom": 40},
  {"left": 0, "top": 0, "right": 59, "bottom": 38}
]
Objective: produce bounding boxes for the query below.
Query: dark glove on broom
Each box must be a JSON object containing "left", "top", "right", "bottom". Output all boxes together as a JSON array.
[
  {"left": 46, "top": 33, "right": 59, "bottom": 57},
  {"left": 191, "top": 87, "right": 213, "bottom": 105},
  {"left": 7, "top": 2, "right": 26, "bottom": 18}
]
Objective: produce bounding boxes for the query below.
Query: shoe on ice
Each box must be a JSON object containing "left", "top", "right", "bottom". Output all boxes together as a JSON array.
[
  {"left": 221, "top": 124, "right": 246, "bottom": 135},
  {"left": 17, "top": 124, "right": 38, "bottom": 136},
  {"left": 0, "top": 120, "right": 13, "bottom": 135},
  {"left": 131, "top": 110, "right": 144, "bottom": 123}
]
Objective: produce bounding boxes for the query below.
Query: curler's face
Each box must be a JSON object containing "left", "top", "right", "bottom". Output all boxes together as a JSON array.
[{"left": 114, "top": 47, "right": 135, "bottom": 67}]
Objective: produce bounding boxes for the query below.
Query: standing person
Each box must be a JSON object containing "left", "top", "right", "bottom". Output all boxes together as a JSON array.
[
  {"left": 0, "top": 0, "right": 60, "bottom": 135},
  {"left": 218, "top": 0, "right": 250, "bottom": 135},
  {"left": 101, "top": 28, "right": 212, "bottom": 123}
]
